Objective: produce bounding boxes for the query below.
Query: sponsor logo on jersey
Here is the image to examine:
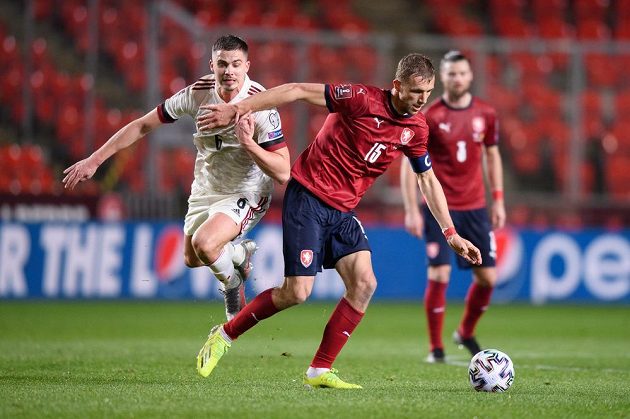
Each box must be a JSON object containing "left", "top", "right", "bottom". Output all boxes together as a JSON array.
[
  {"left": 400, "top": 127, "right": 415, "bottom": 145},
  {"left": 374, "top": 117, "right": 384, "bottom": 128},
  {"left": 357, "top": 88, "right": 366, "bottom": 94},
  {"left": 232, "top": 208, "right": 241, "bottom": 216},
  {"left": 438, "top": 122, "right": 451, "bottom": 133},
  {"left": 334, "top": 85, "right": 353, "bottom": 99},
  {"left": 268, "top": 129, "right": 283, "bottom": 139},
  {"left": 300, "top": 249, "right": 314, "bottom": 268},
  {"left": 268, "top": 111, "right": 280, "bottom": 129}
]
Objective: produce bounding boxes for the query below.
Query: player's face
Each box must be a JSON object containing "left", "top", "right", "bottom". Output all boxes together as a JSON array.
[
  {"left": 440, "top": 60, "right": 473, "bottom": 98},
  {"left": 211, "top": 49, "right": 250, "bottom": 96},
  {"left": 393, "top": 75, "right": 435, "bottom": 115}
]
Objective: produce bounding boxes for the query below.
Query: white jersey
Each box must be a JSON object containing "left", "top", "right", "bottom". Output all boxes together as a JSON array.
[{"left": 156, "top": 74, "right": 285, "bottom": 198}]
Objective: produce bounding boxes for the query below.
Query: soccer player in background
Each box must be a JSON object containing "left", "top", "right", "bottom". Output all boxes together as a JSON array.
[
  {"left": 400, "top": 51, "right": 505, "bottom": 363},
  {"left": 62, "top": 35, "right": 290, "bottom": 320},
  {"left": 194, "top": 53, "right": 482, "bottom": 388}
]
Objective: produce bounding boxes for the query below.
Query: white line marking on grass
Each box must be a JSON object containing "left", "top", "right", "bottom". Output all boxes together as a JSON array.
[{"left": 444, "top": 357, "right": 629, "bottom": 374}]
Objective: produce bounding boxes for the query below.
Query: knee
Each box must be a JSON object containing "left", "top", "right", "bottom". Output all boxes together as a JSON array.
[
  {"left": 191, "top": 232, "right": 223, "bottom": 263},
  {"left": 276, "top": 284, "right": 311, "bottom": 307},
  {"left": 474, "top": 269, "right": 497, "bottom": 287},
  {"left": 352, "top": 272, "right": 377, "bottom": 297},
  {"left": 184, "top": 253, "right": 203, "bottom": 268}
]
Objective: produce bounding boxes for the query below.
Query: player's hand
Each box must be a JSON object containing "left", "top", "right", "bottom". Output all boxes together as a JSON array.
[
  {"left": 404, "top": 210, "right": 424, "bottom": 238},
  {"left": 62, "top": 155, "right": 100, "bottom": 190},
  {"left": 234, "top": 111, "right": 256, "bottom": 147},
  {"left": 491, "top": 200, "right": 506, "bottom": 229},
  {"left": 197, "top": 103, "right": 237, "bottom": 130},
  {"left": 447, "top": 234, "right": 482, "bottom": 265}
]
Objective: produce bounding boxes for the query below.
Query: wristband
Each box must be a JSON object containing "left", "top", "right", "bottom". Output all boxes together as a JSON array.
[
  {"left": 442, "top": 226, "right": 457, "bottom": 240},
  {"left": 492, "top": 190, "right": 504, "bottom": 201}
]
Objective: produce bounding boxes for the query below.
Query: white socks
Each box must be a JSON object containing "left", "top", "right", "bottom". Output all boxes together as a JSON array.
[
  {"left": 232, "top": 242, "right": 246, "bottom": 266},
  {"left": 306, "top": 367, "right": 330, "bottom": 378},
  {"left": 209, "top": 244, "right": 240, "bottom": 289}
]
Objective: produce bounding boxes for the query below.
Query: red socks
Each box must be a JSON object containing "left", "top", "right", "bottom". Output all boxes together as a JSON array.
[
  {"left": 459, "top": 282, "right": 493, "bottom": 339},
  {"left": 424, "top": 280, "right": 448, "bottom": 351},
  {"left": 223, "top": 288, "right": 279, "bottom": 340},
  {"left": 310, "top": 298, "right": 364, "bottom": 369}
]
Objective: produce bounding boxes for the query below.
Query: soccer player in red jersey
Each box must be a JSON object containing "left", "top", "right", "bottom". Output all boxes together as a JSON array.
[
  {"left": 400, "top": 51, "right": 506, "bottom": 363},
  {"left": 195, "top": 53, "right": 482, "bottom": 388}
]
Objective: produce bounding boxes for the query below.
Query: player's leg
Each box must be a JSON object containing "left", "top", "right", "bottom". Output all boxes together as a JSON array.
[
  {"left": 422, "top": 204, "right": 452, "bottom": 363},
  {"left": 454, "top": 266, "right": 496, "bottom": 355},
  {"left": 304, "top": 212, "right": 371, "bottom": 389},
  {"left": 191, "top": 212, "right": 245, "bottom": 317},
  {"left": 302, "top": 251, "right": 373, "bottom": 390},
  {"left": 453, "top": 209, "right": 497, "bottom": 357},
  {"left": 425, "top": 265, "right": 450, "bottom": 362},
  {"left": 197, "top": 180, "right": 322, "bottom": 378}
]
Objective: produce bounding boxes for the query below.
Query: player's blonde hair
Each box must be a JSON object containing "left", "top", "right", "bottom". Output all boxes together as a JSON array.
[{"left": 395, "top": 53, "right": 435, "bottom": 83}]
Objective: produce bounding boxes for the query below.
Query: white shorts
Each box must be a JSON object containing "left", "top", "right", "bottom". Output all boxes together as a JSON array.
[{"left": 183, "top": 193, "right": 271, "bottom": 237}]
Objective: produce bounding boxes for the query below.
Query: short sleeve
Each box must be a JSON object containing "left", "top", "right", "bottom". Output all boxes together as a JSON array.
[
  {"left": 324, "top": 83, "right": 369, "bottom": 116},
  {"left": 157, "top": 85, "right": 195, "bottom": 123},
  {"left": 484, "top": 108, "right": 499, "bottom": 147},
  {"left": 254, "top": 108, "right": 286, "bottom": 152},
  {"left": 402, "top": 119, "right": 429, "bottom": 159}
]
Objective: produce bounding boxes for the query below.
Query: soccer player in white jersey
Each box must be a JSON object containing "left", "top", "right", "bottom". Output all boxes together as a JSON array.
[{"left": 63, "top": 35, "right": 290, "bottom": 320}]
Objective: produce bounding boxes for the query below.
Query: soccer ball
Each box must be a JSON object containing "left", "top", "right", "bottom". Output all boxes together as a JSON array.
[{"left": 468, "top": 349, "right": 515, "bottom": 392}]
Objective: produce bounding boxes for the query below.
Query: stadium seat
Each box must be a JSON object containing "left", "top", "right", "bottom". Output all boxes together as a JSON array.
[
  {"left": 537, "top": 17, "right": 574, "bottom": 39},
  {"left": 585, "top": 53, "right": 620, "bottom": 88},
  {"left": 576, "top": 19, "right": 611, "bottom": 40},
  {"left": 605, "top": 154, "right": 630, "bottom": 198}
]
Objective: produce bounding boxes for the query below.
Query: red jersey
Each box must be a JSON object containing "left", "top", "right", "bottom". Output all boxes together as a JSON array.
[
  {"left": 424, "top": 97, "right": 498, "bottom": 210},
  {"left": 291, "top": 83, "right": 430, "bottom": 212}
]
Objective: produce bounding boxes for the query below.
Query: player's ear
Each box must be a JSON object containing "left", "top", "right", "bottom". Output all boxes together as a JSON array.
[
  {"left": 392, "top": 79, "right": 401, "bottom": 93},
  {"left": 244, "top": 60, "right": 251, "bottom": 73}
]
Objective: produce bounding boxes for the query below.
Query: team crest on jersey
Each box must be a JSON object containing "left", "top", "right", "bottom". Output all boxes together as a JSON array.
[
  {"left": 300, "top": 250, "right": 314, "bottom": 268},
  {"left": 400, "top": 127, "right": 415, "bottom": 145},
  {"left": 426, "top": 242, "right": 440, "bottom": 259},
  {"left": 472, "top": 117, "right": 486, "bottom": 142},
  {"left": 268, "top": 111, "right": 280, "bottom": 129},
  {"left": 334, "top": 85, "right": 353, "bottom": 100}
]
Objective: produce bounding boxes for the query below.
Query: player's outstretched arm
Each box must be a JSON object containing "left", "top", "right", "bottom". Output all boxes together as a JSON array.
[
  {"left": 197, "top": 83, "right": 326, "bottom": 130},
  {"left": 62, "top": 109, "right": 162, "bottom": 190},
  {"left": 234, "top": 112, "right": 290, "bottom": 185},
  {"left": 416, "top": 169, "right": 482, "bottom": 265},
  {"left": 400, "top": 159, "right": 424, "bottom": 238}
]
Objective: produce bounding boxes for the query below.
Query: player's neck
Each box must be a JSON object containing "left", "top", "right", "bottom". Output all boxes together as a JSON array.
[
  {"left": 218, "top": 87, "right": 240, "bottom": 103},
  {"left": 443, "top": 92, "right": 472, "bottom": 109}
]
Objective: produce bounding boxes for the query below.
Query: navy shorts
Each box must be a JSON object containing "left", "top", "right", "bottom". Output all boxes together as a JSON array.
[
  {"left": 282, "top": 179, "right": 371, "bottom": 276},
  {"left": 423, "top": 205, "right": 496, "bottom": 269}
]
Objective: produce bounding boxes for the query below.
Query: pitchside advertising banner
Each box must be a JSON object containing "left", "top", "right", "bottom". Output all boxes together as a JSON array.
[{"left": 0, "top": 221, "right": 628, "bottom": 303}]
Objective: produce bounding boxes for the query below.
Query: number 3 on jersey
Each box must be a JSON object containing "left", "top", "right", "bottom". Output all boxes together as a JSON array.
[{"left": 364, "top": 142, "right": 387, "bottom": 163}]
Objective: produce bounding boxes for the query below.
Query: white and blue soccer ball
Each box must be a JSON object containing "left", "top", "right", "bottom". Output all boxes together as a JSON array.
[{"left": 468, "top": 349, "right": 515, "bottom": 392}]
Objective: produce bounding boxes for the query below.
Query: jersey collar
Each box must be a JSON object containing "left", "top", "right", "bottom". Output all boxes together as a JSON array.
[{"left": 386, "top": 90, "right": 414, "bottom": 119}]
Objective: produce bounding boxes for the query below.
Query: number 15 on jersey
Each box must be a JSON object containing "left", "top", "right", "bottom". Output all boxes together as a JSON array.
[{"left": 364, "top": 142, "right": 387, "bottom": 163}]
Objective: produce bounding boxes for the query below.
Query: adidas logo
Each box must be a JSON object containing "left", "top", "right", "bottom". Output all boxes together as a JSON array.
[{"left": 232, "top": 208, "right": 240, "bottom": 215}]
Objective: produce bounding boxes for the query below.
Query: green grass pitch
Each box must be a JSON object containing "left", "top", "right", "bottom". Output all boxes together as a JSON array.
[{"left": 1, "top": 301, "right": 628, "bottom": 418}]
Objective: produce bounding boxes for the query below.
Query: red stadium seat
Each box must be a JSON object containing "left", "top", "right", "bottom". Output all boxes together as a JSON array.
[
  {"left": 538, "top": 18, "right": 574, "bottom": 39},
  {"left": 605, "top": 154, "right": 630, "bottom": 198},
  {"left": 494, "top": 16, "right": 533, "bottom": 38},
  {"left": 585, "top": 53, "right": 620, "bottom": 88},
  {"left": 574, "top": 0, "right": 608, "bottom": 21},
  {"left": 576, "top": 19, "right": 611, "bottom": 40}
]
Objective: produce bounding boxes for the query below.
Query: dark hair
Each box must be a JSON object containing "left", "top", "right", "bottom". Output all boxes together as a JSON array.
[
  {"left": 395, "top": 53, "right": 435, "bottom": 83},
  {"left": 440, "top": 50, "right": 469, "bottom": 70},
  {"left": 212, "top": 34, "right": 248, "bottom": 55}
]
